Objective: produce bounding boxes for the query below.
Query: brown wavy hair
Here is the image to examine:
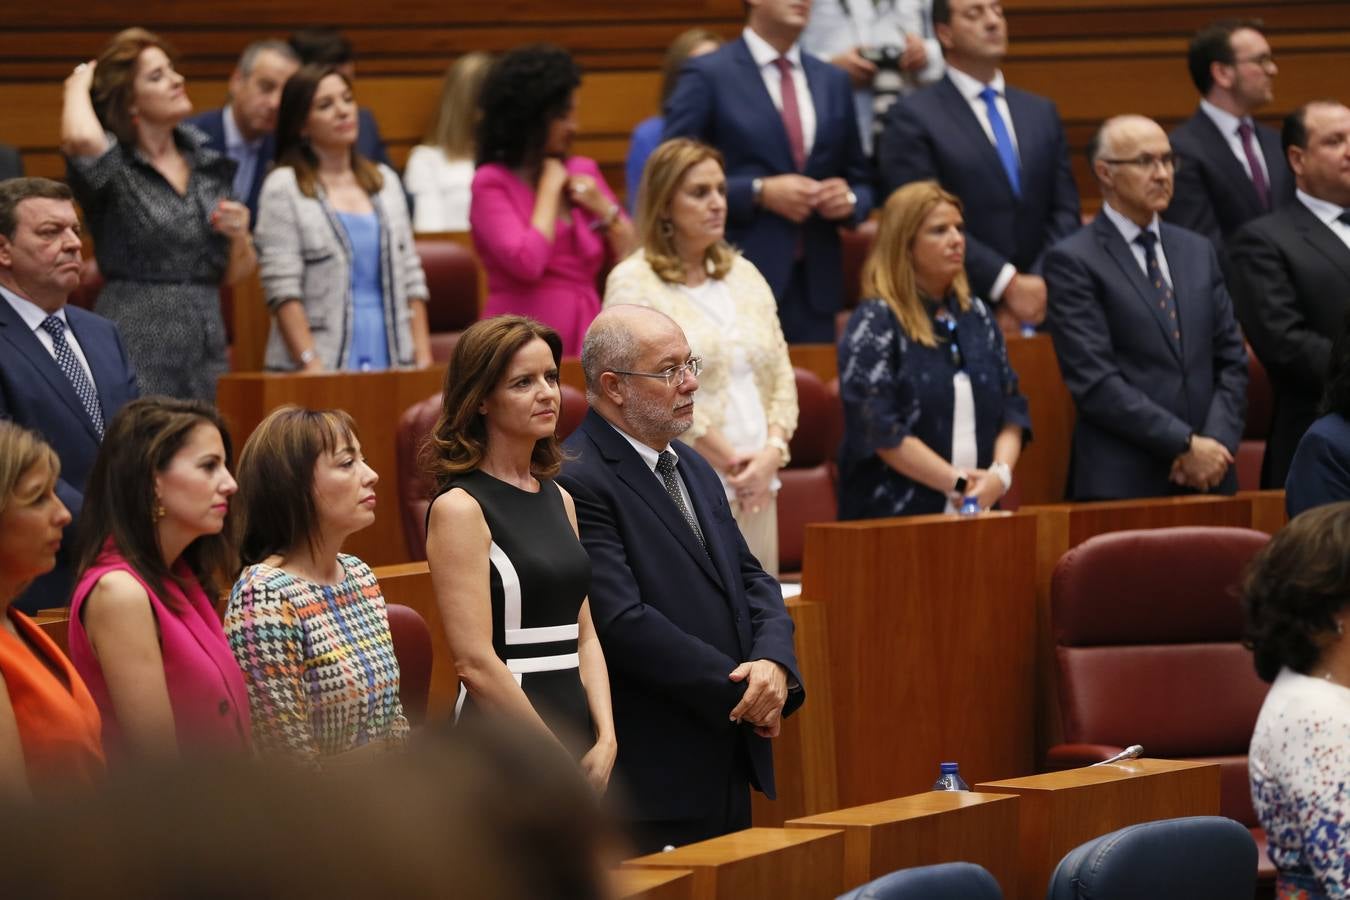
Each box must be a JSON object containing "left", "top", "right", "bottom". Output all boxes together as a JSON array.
[
  {"left": 634, "top": 138, "right": 736, "bottom": 284},
  {"left": 91, "top": 27, "right": 181, "bottom": 146},
  {"left": 423, "top": 316, "right": 565, "bottom": 489},
  {"left": 73, "top": 397, "right": 238, "bottom": 605},
  {"left": 861, "top": 180, "right": 971, "bottom": 348},
  {"left": 274, "top": 64, "right": 383, "bottom": 199}
]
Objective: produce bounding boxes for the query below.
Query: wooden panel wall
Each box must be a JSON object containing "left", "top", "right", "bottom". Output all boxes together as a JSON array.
[{"left": 2, "top": 1, "right": 1347, "bottom": 204}]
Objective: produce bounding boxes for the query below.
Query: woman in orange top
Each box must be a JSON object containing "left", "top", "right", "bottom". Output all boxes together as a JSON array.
[{"left": 0, "top": 423, "right": 104, "bottom": 798}]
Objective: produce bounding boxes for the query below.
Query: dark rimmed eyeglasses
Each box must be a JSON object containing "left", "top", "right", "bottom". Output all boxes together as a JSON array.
[
  {"left": 937, "top": 316, "right": 964, "bottom": 370},
  {"left": 1100, "top": 152, "right": 1181, "bottom": 173},
  {"left": 609, "top": 356, "right": 704, "bottom": 388}
]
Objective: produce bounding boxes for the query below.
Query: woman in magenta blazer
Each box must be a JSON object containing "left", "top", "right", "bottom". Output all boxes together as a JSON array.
[
  {"left": 69, "top": 398, "right": 251, "bottom": 760},
  {"left": 469, "top": 44, "right": 634, "bottom": 355}
]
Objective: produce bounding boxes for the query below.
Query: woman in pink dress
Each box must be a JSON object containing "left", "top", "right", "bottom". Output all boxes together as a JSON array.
[{"left": 470, "top": 45, "right": 635, "bottom": 356}]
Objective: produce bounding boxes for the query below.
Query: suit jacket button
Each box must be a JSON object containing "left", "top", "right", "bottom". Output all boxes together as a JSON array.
[{"left": 218, "top": 699, "right": 230, "bottom": 716}]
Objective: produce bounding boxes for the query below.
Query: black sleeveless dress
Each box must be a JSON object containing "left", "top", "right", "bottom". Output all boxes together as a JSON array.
[{"left": 436, "top": 470, "right": 592, "bottom": 748}]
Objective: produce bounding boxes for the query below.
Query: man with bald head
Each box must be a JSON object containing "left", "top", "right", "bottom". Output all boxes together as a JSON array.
[
  {"left": 1228, "top": 100, "right": 1350, "bottom": 489},
  {"left": 558, "top": 305, "right": 803, "bottom": 852},
  {"left": 1045, "top": 115, "right": 1248, "bottom": 500}
]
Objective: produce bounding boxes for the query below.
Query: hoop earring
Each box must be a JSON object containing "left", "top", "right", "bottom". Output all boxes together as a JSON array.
[{"left": 659, "top": 219, "right": 675, "bottom": 239}]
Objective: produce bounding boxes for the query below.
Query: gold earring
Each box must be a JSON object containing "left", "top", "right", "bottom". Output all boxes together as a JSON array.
[{"left": 153, "top": 498, "right": 166, "bottom": 522}]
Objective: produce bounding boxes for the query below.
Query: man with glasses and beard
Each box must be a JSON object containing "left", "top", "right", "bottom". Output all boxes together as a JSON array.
[{"left": 559, "top": 305, "right": 803, "bottom": 853}]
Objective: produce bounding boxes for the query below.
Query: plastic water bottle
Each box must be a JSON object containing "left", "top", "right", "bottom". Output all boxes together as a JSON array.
[
  {"left": 958, "top": 496, "right": 981, "bottom": 517},
  {"left": 358, "top": 356, "right": 373, "bottom": 372},
  {"left": 1020, "top": 323, "right": 1038, "bottom": 338},
  {"left": 932, "top": 761, "right": 970, "bottom": 791}
]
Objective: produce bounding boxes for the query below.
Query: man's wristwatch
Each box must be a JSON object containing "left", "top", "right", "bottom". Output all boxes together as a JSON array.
[{"left": 752, "top": 177, "right": 764, "bottom": 206}]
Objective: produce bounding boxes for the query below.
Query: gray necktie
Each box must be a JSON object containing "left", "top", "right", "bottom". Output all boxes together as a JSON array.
[
  {"left": 655, "top": 450, "right": 707, "bottom": 552},
  {"left": 40, "top": 315, "right": 104, "bottom": 437}
]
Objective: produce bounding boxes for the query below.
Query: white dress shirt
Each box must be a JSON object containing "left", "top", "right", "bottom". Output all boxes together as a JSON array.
[
  {"left": 0, "top": 286, "right": 97, "bottom": 385},
  {"left": 1100, "top": 202, "right": 1175, "bottom": 287},
  {"left": 1199, "top": 99, "right": 1271, "bottom": 185},
  {"left": 743, "top": 26, "right": 818, "bottom": 160},
  {"left": 607, "top": 419, "right": 699, "bottom": 519},
  {"left": 1296, "top": 188, "right": 1350, "bottom": 253}
]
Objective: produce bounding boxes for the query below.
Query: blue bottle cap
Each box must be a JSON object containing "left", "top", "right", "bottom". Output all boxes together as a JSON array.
[{"left": 940, "top": 761, "right": 959, "bottom": 773}]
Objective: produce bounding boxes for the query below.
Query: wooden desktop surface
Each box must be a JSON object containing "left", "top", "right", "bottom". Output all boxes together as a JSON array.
[{"left": 623, "top": 827, "right": 846, "bottom": 900}]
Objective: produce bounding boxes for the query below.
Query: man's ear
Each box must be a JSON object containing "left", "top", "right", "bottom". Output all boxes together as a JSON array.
[
  {"left": 1209, "top": 60, "right": 1235, "bottom": 93},
  {"left": 0, "top": 235, "right": 13, "bottom": 269},
  {"left": 599, "top": 371, "right": 625, "bottom": 406},
  {"left": 935, "top": 23, "right": 954, "bottom": 54},
  {"left": 1287, "top": 145, "right": 1305, "bottom": 180}
]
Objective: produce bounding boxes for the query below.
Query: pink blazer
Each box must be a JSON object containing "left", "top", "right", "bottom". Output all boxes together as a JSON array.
[
  {"left": 469, "top": 156, "right": 620, "bottom": 355},
  {"left": 69, "top": 547, "right": 252, "bottom": 758}
]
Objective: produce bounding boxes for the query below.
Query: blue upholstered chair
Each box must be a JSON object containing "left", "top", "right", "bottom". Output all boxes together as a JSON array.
[
  {"left": 1045, "top": 816, "right": 1257, "bottom": 900},
  {"left": 836, "top": 862, "right": 1003, "bottom": 900}
]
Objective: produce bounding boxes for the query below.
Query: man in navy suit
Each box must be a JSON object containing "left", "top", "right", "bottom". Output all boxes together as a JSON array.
[
  {"left": 1045, "top": 117, "right": 1247, "bottom": 501},
  {"left": 0, "top": 178, "right": 138, "bottom": 612},
  {"left": 186, "top": 40, "right": 299, "bottom": 222},
  {"left": 878, "top": 0, "right": 1080, "bottom": 334},
  {"left": 1165, "top": 19, "right": 1294, "bottom": 260},
  {"left": 559, "top": 305, "right": 804, "bottom": 852},
  {"left": 663, "top": 0, "right": 874, "bottom": 343}
]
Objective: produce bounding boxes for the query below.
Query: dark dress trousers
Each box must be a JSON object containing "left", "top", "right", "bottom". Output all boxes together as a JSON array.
[
  {"left": 1228, "top": 201, "right": 1350, "bottom": 488},
  {"left": 0, "top": 300, "right": 139, "bottom": 611},
  {"left": 1165, "top": 109, "right": 1294, "bottom": 258},
  {"left": 1045, "top": 215, "right": 1248, "bottom": 500},
  {"left": 662, "top": 37, "right": 874, "bottom": 339},
  {"left": 877, "top": 74, "right": 1081, "bottom": 299},
  {"left": 559, "top": 411, "right": 803, "bottom": 849}
]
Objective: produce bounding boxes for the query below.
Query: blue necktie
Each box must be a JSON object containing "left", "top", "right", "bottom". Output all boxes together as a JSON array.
[
  {"left": 979, "top": 86, "right": 1021, "bottom": 198},
  {"left": 40, "top": 315, "right": 104, "bottom": 437},
  {"left": 1133, "top": 231, "right": 1181, "bottom": 351}
]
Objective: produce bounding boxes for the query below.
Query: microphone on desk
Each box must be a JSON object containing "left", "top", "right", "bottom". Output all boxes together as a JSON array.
[{"left": 1090, "top": 745, "right": 1144, "bottom": 766}]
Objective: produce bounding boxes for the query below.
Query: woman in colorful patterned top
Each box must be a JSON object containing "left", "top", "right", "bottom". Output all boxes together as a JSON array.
[
  {"left": 69, "top": 398, "right": 252, "bottom": 760},
  {"left": 227, "top": 406, "right": 406, "bottom": 766},
  {"left": 1244, "top": 501, "right": 1350, "bottom": 900}
]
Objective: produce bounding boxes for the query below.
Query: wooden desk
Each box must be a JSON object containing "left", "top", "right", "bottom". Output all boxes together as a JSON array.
[
  {"left": 623, "top": 828, "right": 845, "bottom": 900},
  {"left": 786, "top": 792, "right": 1020, "bottom": 897},
  {"left": 228, "top": 273, "right": 269, "bottom": 373},
  {"left": 802, "top": 512, "right": 1040, "bottom": 807},
  {"left": 1240, "top": 489, "right": 1288, "bottom": 535},
  {"left": 217, "top": 368, "right": 445, "bottom": 567},
  {"left": 613, "top": 868, "right": 695, "bottom": 900},
  {"left": 977, "top": 758, "right": 1221, "bottom": 900},
  {"left": 787, "top": 344, "right": 836, "bottom": 386},
  {"left": 1005, "top": 335, "right": 1074, "bottom": 506},
  {"left": 1023, "top": 495, "right": 1255, "bottom": 754},
  {"left": 372, "top": 562, "right": 459, "bottom": 718}
]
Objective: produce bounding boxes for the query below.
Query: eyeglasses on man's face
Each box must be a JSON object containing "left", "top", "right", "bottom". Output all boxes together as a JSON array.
[
  {"left": 1232, "top": 53, "right": 1276, "bottom": 70},
  {"left": 609, "top": 356, "right": 704, "bottom": 388},
  {"left": 1101, "top": 152, "right": 1180, "bottom": 173}
]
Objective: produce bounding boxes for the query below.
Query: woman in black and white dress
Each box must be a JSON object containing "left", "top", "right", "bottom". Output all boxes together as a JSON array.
[{"left": 422, "top": 315, "right": 616, "bottom": 790}]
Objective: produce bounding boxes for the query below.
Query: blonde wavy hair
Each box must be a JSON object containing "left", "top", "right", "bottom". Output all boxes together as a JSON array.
[
  {"left": 634, "top": 138, "right": 736, "bottom": 284},
  {"left": 861, "top": 181, "right": 971, "bottom": 348}
]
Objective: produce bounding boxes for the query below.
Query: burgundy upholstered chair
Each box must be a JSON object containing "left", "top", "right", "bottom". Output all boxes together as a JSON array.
[
  {"left": 416, "top": 239, "right": 481, "bottom": 363},
  {"left": 395, "top": 384, "right": 589, "bottom": 561},
  {"left": 777, "top": 368, "right": 843, "bottom": 578},
  {"left": 384, "top": 603, "right": 432, "bottom": 726},
  {"left": 1048, "top": 525, "right": 1274, "bottom": 883},
  {"left": 1237, "top": 343, "right": 1274, "bottom": 492}
]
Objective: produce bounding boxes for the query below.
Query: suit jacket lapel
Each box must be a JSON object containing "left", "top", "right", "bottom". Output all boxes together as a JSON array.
[
  {"left": 1192, "top": 111, "right": 1263, "bottom": 217},
  {"left": 731, "top": 39, "right": 797, "bottom": 174},
  {"left": 1291, "top": 201, "right": 1350, "bottom": 283},
  {"left": 1257, "top": 123, "right": 1292, "bottom": 202},
  {"left": 803, "top": 55, "right": 830, "bottom": 172},
  {"left": 0, "top": 301, "right": 102, "bottom": 440},
  {"left": 583, "top": 413, "right": 725, "bottom": 588},
  {"left": 937, "top": 76, "right": 1014, "bottom": 200},
  {"left": 1093, "top": 215, "right": 1182, "bottom": 363}
]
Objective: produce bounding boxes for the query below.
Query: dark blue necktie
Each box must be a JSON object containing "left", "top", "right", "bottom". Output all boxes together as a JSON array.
[
  {"left": 40, "top": 315, "right": 104, "bottom": 437},
  {"left": 979, "top": 85, "right": 1021, "bottom": 198},
  {"left": 655, "top": 450, "right": 708, "bottom": 554},
  {"left": 1133, "top": 231, "right": 1181, "bottom": 350}
]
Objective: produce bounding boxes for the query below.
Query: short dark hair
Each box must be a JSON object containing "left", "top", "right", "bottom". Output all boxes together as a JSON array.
[
  {"left": 1187, "top": 18, "right": 1265, "bottom": 96},
  {"left": 1281, "top": 99, "right": 1344, "bottom": 155},
  {"left": 1243, "top": 501, "right": 1350, "bottom": 682},
  {"left": 74, "top": 397, "right": 238, "bottom": 605},
  {"left": 932, "top": 0, "right": 951, "bottom": 26},
  {"left": 288, "top": 28, "right": 353, "bottom": 66},
  {"left": 475, "top": 44, "right": 581, "bottom": 169},
  {"left": 234, "top": 406, "right": 361, "bottom": 567},
  {"left": 0, "top": 177, "right": 74, "bottom": 239}
]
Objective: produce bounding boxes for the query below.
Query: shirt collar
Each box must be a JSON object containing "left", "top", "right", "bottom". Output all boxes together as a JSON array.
[
  {"left": 946, "top": 65, "right": 1006, "bottom": 102},
  {"left": 0, "top": 284, "right": 66, "bottom": 333},
  {"left": 743, "top": 26, "right": 802, "bottom": 70},
  {"left": 1296, "top": 188, "right": 1346, "bottom": 227},
  {"left": 1101, "top": 201, "right": 1162, "bottom": 246},
  {"left": 222, "top": 105, "right": 262, "bottom": 153},
  {"left": 603, "top": 417, "right": 673, "bottom": 474},
  {"left": 1199, "top": 98, "right": 1250, "bottom": 139}
]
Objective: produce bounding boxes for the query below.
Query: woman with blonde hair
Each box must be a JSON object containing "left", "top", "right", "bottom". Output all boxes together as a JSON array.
[
  {"left": 422, "top": 315, "right": 615, "bottom": 790},
  {"left": 838, "top": 180, "right": 1030, "bottom": 519},
  {"left": 605, "top": 138, "right": 796, "bottom": 574},
  {"left": 227, "top": 406, "right": 407, "bottom": 767},
  {"left": 0, "top": 423, "right": 104, "bottom": 798},
  {"left": 405, "top": 52, "right": 493, "bottom": 233}
]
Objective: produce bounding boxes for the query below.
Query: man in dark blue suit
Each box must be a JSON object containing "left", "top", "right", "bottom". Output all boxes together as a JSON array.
[
  {"left": 559, "top": 306, "right": 803, "bottom": 853},
  {"left": 663, "top": 0, "right": 873, "bottom": 343},
  {"left": 1045, "top": 117, "right": 1247, "bottom": 501},
  {"left": 0, "top": 178, "right": 138, "bottom": 612},
  {"left": 186, "top": 40, "right": 299, "bottom": 223},
  {"left": 878, "top": 0, "right": 1080, "bottom": 334},
  {"left": 1165, "top": 19, "right": 1294, "bottom": 260}
]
